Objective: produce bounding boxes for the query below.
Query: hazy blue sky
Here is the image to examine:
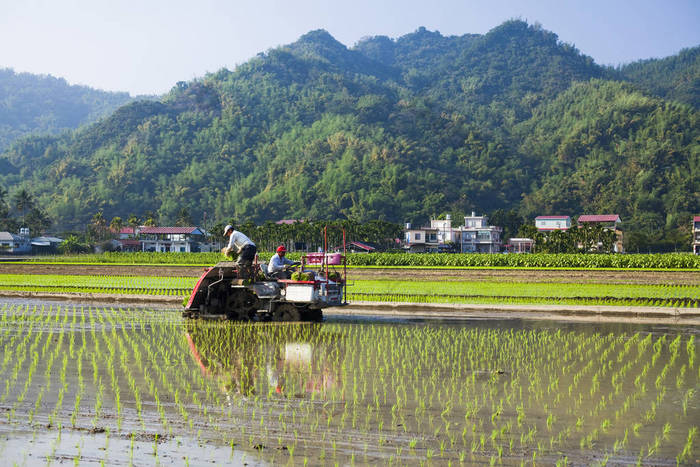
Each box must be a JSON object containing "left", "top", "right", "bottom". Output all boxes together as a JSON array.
[{"left": 1, "top": 0, "right": 698, "bottom": 95}]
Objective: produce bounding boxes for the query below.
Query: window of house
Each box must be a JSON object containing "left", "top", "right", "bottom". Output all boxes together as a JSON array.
[
  {"left": 415, "top": 233, "right": 421, "bottom": 240},
  {"left": 429, "top": 233, "right": 437, "bottom": 242}
]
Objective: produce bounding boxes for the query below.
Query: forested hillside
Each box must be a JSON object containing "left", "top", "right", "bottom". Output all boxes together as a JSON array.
[
  {"left": 0, "top": 20, "right": 697, "bottom": 249},
  {"left": 618, "top": 46, "right": 699, "bottom": 109},
  {"left": 0, "top": 69, "right": 133, "bottom": 151}
]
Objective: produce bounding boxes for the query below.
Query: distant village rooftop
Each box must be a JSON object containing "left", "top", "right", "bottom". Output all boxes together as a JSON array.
[
  {"left": 276, "top": 219, "right": 305, "bottom": 225},
  {"left": 138, "top": 227, "right": 203, "bottom": 235},
  {"left": 578, "top": 215, "right": 620, "bottom": 223}
]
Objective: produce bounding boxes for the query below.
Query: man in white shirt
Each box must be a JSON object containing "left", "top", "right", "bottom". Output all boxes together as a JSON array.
[
  {"left": 223, "top": 224, "right": 257, "bottom": 266},
  {"left": 268, "top": 245, "right": 300, "bottom": 279}
]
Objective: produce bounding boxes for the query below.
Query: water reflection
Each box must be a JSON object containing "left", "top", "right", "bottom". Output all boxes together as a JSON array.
[{"left": 185, "top": 321, "right": 343, "bottom": 397}]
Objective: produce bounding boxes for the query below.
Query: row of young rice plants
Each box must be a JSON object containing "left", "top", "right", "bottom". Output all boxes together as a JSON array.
[
  {"left": 348, "top": 280, "right": 700, "bottom": 308},
  {"left": 345, "top": 252, "right": 700, "bottom": 269},
  {"left": 0, "top": 273, "right": 696, "bottom": 307},
  {"left": 0, "top": 302, "right": 261, "bottom": 465},
  {"left": 10, "top": 252, "right": 700, "bottom": 269},
  {"left": 0, "top": 274, "right": 197, "bottom": 296},
  {"left": 0, "top": 302, "right": 696, "bottom": 465},
  {"left": 0, "top": 274, "right": 195, "bottom": 289}
]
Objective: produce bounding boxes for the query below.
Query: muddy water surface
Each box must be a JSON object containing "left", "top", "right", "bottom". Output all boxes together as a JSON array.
[{"left": 0, "top": 300, "right": 697, "bottom": 465}]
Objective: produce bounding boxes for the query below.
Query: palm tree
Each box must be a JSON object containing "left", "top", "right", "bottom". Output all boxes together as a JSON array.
[
  {"left": 12, "top": 189, "right": 34, "bottom": 228},
  {"left": 90, "top": 211, "right": 107, "bottom": 241},
  {"left": 175, "top": 208, "right": 192, "bottom": 227},
  {"left": 143, "top": 211, "right": 157, "bottom": 227},
  {"left": 0, "top": 186, "right": 9, "bottom": 222},
  {"left": 127, "top": 215, "right": 140, "bottom": 237},
  {"left": 110, "top": 217, "right": 124, "bottom": 237}
]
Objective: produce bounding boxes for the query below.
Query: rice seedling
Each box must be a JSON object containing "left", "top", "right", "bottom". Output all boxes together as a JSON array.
[{"left": 0, "top": 300, "right": 697, "bottom": 465}]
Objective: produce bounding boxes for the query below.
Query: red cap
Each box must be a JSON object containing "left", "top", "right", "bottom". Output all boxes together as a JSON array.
[{"left": 276, "top": 245, "right": 286, "bottom": 253}]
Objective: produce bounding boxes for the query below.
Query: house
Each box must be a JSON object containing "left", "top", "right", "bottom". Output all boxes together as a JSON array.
[
  {"left": 348, "top": 241, "right": 376, "bottom": 253},
  {"left": 0, "top": 228, "right": 32, "bottom": 254},
  {"left": 276, "top": 219, "right": 304, "bottom": 225},
  {"left": 403, "top": 213, "right": 502, "bottom": 253},
  {"left": 0, "top": 231, "right": 31, "bottom": 254},
  {"left": 535, "top": 215, "right": 571, "bottom": 231},
  {"left": 30, "top": 236, "right": 63, "bottom": 254},
  {"left": 578, "top": 214, "right": 624, "bottom": 253},
  {"left": 119, "top": 239, "right": 142, "bottom": 253},
  {"left": 118, "top": 227, "right": 138, "bottom": 239},
  {"left": 432, "top": 216, "right": 457, "bottom": 244},
  {"left": 693, "top": 216, "right": 700, "bottom": 255},
  {"left": 457, "top": 212, "right": 502, "bottom": 253},
  {"left": 138, "top": 226, "right": 206, "bottom": 252},
  {"left": 506, "top": 238, "right": 534, "bottom": 253},
  {"left": 404, "top": 224, "right": 439, "bottom": 253}
]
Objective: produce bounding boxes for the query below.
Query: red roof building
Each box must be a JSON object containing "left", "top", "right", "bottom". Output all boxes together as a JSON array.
[
  {"left": 138, "top": 227, "right": 203, "bottom": 235},
  {"left": 577, "top": 214, "right": 624, "bottom": 253},
  {"left": 578, "top": 215, "right": 621, "bottom": 224},
  {"left": 349, "top": 241, "right": 376, "bottom": 253},
  {"left": 276, "top": 219, "right": 306, "bottom": 225}
]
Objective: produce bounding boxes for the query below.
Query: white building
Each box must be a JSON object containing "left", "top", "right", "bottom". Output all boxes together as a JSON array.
[
  {"left": 535, "top": 215, "right": 571, "bottom": 231},
  {"left": 457, "top": 212, "right": 502, "bottom": 253},
  {"left": 403, "top": 213, "right": 502, "bottom": 253},
  {"left": 0, "top": 229, "right": 31, "bottom": 254},
  {"left": 138, "top": 227, "right": 206, "bottom": 253},
  {"left": 693, "top": 216, "right": 700, "bottom": 255},
  {"left": 404, "top": 224, "right": 439, "bottom": 252}
]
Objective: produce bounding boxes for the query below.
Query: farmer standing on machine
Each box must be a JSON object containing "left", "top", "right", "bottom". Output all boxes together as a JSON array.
[{"left": 222, "top": 225, "right": 257, "bottom": 267}]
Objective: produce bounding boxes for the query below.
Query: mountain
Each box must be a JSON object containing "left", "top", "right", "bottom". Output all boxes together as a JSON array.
[
  {"left": 0, "top": 20, "right": 697, "bottom": 249},
  {"left": 618, "top": 46, "right": 699, "bottom": 109},
  {"left": 0, "top": 69, "right": 134, "bottom": 151},
  {"left": 517, "top": 79, "right": 698, "bottom": 232}
]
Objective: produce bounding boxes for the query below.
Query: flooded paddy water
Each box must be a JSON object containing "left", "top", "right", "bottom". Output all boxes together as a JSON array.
[{"left": 0, "top": 299, "right": 697, "bottom": 466}]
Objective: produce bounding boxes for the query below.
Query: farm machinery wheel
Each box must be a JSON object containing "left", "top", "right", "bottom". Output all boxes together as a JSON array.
[
  {"left": 225, "top": 289, "right": 258, "bottom": 321},
  {"left": 272, "top": 303, "right": 302, "bottom": 322}
]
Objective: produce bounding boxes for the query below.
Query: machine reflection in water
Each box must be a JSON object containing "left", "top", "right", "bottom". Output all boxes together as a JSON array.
[{"left": 185, "top": 321, "right": 343, "bottom": 398}]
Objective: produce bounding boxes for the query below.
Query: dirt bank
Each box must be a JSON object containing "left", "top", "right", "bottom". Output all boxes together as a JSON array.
[
  {"left": 2, "top": 291, "right": 698, "bottom": 325},
  {"left": 331, "top": 301, "right": 700, "bottom": 325}
]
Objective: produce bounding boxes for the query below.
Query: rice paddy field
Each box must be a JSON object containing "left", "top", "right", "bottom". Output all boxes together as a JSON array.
[
  {"left": 0, "top": 300, "right": 697, "bottom": 466},
  {"left": 0, "top": 270, "right": 699, "bottom": 309}
]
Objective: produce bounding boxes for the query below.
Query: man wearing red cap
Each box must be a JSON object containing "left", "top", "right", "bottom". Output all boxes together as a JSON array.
[{"left": 269, "top": 245, "right": 300, "bottom": 279}]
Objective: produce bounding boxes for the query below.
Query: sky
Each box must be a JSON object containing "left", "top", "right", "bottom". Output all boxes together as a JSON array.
[{"left": 1, "top": 0, "right": 698, "bottom": 96}]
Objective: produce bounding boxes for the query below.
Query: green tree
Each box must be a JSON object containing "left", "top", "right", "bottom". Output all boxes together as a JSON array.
[
  {"left": 175, "top": 208, "right": 192, "bottom": 227},
  {"left": 143, "top": 211, "right": 157, "bottom": 227},
  {"left": 58, "top": 234, "right": 88, "bottom": 254},
  {"left": 109, "top": 216, "right": 124, "bottom": 237},
  {"left": 25, "top": 207, "right": 51, "bottom": 235},
  {"left": 127, "top": 215, "right": 140, "bottom": 235},
  {"left": 0, "top": 186, "right": 10, "bottom": 230},
  {"left": 12, "top": 189, "right": 34, "bottom": 227},
  {"left": 490, "top": 209, "right": 524, "bottom": 241},
  {"left": 89, "top": 211, "right": 108, "bottom": 242}
]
